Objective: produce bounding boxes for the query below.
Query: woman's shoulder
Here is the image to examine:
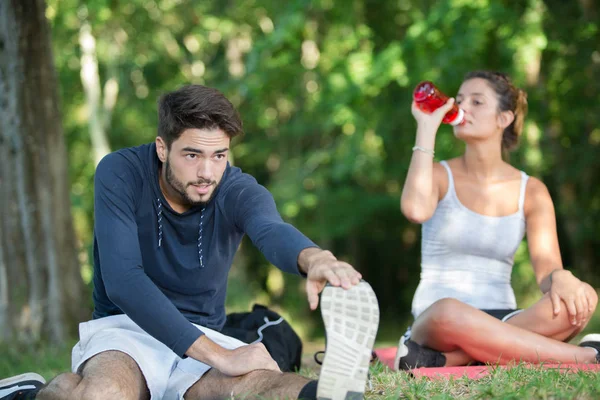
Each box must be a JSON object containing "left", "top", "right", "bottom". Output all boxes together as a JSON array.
[
  {"left": 524, "top": 175, "right": 549, "bottom": 195},
  {"left": 523, "top": 175, "right": 553, "bottom": 216}
]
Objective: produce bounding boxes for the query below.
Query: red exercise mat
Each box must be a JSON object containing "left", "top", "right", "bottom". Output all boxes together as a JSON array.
[{"left": 373, "top": 347, "right": 600, "bottom": 380}]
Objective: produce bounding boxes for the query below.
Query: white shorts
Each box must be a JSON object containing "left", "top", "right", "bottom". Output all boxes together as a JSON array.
[{"left": 71, "top": 314, "right": 246, "bottom": 400}]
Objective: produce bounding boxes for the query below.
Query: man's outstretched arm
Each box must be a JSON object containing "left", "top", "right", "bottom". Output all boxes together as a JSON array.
[{"left": 229, "top": 180, "right": 362, "bottom": 308}]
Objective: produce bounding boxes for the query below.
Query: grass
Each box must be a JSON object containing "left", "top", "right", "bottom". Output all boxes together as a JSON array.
[
  {"left": 0, "top": 341, "right": 75, "bottom": 381},
  {"left": 2, "top": 342, "right": 599, "bottom": 399},
  {"left": 297, "top": 355, "right": 600, "bottom": 400},
  {"left": 362, "top": 361, "right": 600, "bottom": 399}
]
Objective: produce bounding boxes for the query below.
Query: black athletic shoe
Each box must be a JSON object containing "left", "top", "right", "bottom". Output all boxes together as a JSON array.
[
  {"left": 394, "top": 337, "right": 446, "bottom": 370},
  {"left": 0, "top": 373, "right": 45, "bottom": 400},
  {"left": 578, "top": 333, "right": 600, "bottom": 363},
  {"left": 316, "top": 281, "right": 380, "bottom": 400}
]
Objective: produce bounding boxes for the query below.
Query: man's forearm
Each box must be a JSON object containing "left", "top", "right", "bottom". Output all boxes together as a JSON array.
[{"left": 185, "top": 334, "right": 228, "bottom": 366}]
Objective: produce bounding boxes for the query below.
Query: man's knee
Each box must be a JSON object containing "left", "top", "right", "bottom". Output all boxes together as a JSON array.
[
  {"left": 65, "top": 351, "right": 150, "bottom": 400},
  {"left": 77, "top": 377, "right": 145, "bottom": 400},
  {"left": 37, "top": 372, "right": 81, "bottom": 399},
  {"left": 39, "top": 372, "right": 140, "bottom": 400}
]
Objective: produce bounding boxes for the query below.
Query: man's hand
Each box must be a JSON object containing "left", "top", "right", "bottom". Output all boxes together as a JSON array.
[
  {"left": 212, "top": 343, "right": 281, "bottom": 376},
  {"left": 298, "top": 247, "right": 362, "bottom": 310},
  {"left": 186, "top": 335, "right": 280, "bottom": 376}
]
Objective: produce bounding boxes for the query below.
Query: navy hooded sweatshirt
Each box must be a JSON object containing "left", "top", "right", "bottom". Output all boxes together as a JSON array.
[{"left": 92, "top": 143, "right": 316, "bottom": 357}]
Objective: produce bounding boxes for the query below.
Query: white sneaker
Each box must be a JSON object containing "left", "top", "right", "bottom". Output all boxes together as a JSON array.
[
  {"left": 578, "top": 333, "right": 600, "bottom": 363},
  {"left": 394, "top": 336, "right": 447, "bottom": 370},
  {"left": 316, "top": 281, "right": 380, "bottom": 400},
  {"left": 0, "top": 373, "right": 46, "bottom": 400},
  {"left": 393, "top": 336, "right": 409, "bottom": 371}
]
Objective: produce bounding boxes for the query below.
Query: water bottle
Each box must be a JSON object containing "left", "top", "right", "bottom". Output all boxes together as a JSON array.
[{"left": 413, "top": 81, "right": 465, "bottom": 126}]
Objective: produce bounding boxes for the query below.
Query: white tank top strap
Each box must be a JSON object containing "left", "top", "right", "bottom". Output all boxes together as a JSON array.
[
  {"left": 439, "top": 160, "right": 454, "bottom": 193},
  {"left": 518, "top": 171, "right": 529, "bottom": 213}
]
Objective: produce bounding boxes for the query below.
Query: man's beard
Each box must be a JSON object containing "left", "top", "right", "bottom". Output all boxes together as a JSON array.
[{"left": 165, "top": 158, "right": 219, "bottom": 207}]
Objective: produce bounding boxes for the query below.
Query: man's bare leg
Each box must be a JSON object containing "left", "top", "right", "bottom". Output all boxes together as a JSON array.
[
  {"left": 37, "top": 351, "right": 150, "bottom": 400},
  {"left": 184, "top": 368, "right": 311, "bottom": 400},
  {"left": 411, "top": 297, "right": 597, "bottom": 366}
]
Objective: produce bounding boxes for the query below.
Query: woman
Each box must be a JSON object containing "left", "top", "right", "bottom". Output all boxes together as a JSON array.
[{"left": 396, "top": 71, "right": 599, "bottom": 370}]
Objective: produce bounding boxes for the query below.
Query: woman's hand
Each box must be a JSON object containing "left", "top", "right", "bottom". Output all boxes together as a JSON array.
[
  {"left": 549, "top": 270, "right": 598, "bottom": 326},
  {"left": 411, "top": 98, "right": 457, "bottom": 132}
]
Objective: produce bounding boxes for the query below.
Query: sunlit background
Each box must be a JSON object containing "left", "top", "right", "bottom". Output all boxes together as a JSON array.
[{"left": 9, "top": 0, "right": 600, "bottom": 352}]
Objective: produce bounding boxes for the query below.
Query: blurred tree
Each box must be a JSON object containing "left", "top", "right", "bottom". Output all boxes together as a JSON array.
[{"left": 0, "top": 0, "right": 88, "bottom": 345}]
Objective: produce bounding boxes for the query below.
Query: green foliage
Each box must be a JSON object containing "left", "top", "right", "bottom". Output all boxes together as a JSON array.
[{"left": 45, "top": 0, "right": 600, "bottom": 339}]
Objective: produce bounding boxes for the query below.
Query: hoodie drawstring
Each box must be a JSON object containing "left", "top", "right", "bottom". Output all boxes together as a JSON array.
[
  {"left": 157, "top": 198, "right": 163, "bottom": 248},
  {"left": 157, "top": 199, "right": 206, "bottom": 268},
  {"left": 198, "top": 207, "right": 205, "bottom": 268}
]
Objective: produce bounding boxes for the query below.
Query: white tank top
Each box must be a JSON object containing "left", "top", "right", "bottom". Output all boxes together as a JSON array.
[{"left": 411, "top": 161, "right": 529, "bottom": 318}]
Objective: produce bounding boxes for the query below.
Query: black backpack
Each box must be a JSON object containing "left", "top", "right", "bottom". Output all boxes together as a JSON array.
[{"left": 221, "top": 304, "right": 303, "bottom": 372}]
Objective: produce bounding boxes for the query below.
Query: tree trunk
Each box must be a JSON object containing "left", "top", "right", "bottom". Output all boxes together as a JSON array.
[
  {"left": 79, "top": 21, "right": 112, "bottom": 166},
  {"left": 0, "top": 0, "right": 88, "bottom": 345}
]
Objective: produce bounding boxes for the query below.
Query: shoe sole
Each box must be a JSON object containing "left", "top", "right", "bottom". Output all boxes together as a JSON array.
[{"left": 317, "top": 281, "right": 379, "bottom": 400}]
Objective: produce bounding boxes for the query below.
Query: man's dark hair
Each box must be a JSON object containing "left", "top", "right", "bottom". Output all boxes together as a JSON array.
[{"left": 158, "top": 85, "right": 243, "bottom": 148}]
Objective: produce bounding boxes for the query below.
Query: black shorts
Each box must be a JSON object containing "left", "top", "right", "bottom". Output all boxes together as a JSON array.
[{"left": 481, "top": 308, "right": 523, "bottom": 321}]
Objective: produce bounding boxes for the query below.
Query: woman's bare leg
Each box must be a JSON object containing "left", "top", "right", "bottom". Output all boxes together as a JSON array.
[
  {"left": 440, "top": 292, "right": 591, "bottom": 366},
  {"left": 411, "top": 297, "right": 597, "bottom": 366}
]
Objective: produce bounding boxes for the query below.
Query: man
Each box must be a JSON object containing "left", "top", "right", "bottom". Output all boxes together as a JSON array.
[{"left": 0, "top": 85, "right": 379, "bottom": 400}]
